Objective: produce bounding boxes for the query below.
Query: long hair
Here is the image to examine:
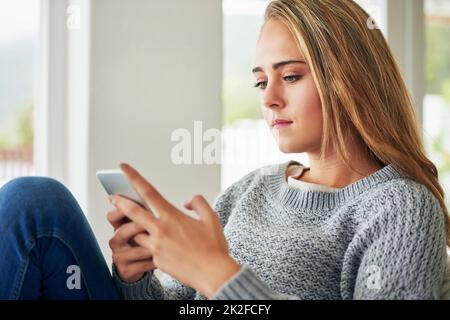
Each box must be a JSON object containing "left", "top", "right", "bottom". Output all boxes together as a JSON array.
[{"left": 264, "top": 0, "right": 450, "bottom": 248}]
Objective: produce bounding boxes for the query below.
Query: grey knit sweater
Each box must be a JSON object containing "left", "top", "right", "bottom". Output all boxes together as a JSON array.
[{"left": 112, "top": 160, "right": 448, "bottom": 300}]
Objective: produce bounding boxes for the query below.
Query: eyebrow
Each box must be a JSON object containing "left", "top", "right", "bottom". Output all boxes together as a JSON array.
[{"left": 252, "top": 60, "right": 306, "bottom": 73}]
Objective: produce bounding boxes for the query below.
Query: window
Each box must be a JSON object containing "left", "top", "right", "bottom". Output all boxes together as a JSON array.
[
  {"left": 424, "top": 0, "right": 450, "bottom": 206},
  {"left": 0, "top": 0, "right": 39, "bottom": 186}
]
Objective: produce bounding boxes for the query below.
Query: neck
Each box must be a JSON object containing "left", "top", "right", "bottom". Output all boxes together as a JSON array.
[{"left": 300, "top": 138, "right": 382, "bottom": 189}]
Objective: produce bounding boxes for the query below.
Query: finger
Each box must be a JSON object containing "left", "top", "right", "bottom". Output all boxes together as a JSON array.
[
  {"left": 133, "top": 233, "right": 153, "bottom": 250},
  {"left": 111, "top": 195, "right": 159, "bottom": 234},
  {"left": 112, "top": 247, "right": 153, "bottom": 265},
  {"left": 107, "top": 209, "right": 128, "bottom": 230},
  {"left": 119, "top": 163, "right": 177, "bottom": 218},
  {"left": 117, "top": 260, "right": 156, "bottom": 279},
  {"left": 116, "top": 222, "right": 147, "bottom": 244},
  {"left": 109, "top": 222, "right": 148, "bottom": 250},
  {"left": 189, "top": 194, "right": 216, "bottom": 222}
]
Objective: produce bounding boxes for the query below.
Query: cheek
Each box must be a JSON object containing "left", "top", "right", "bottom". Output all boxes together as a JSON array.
[{"left": 290, "top": 79, "right": 323, "bottom": 132}]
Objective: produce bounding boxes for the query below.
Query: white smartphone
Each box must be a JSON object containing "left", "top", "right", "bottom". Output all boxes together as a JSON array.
[
  {"left": 96, "top": 169, "right": 160, "bottom": 219},
  {"left": 96, "top": 169, "right": 199, "bottom": 220}
]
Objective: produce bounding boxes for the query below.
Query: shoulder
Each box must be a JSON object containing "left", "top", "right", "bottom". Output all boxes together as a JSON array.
[
  {"left": 370, "top": 177, "right": 440, "bottom": 208},
  {"left": 348, "top": 177, "right": 447, "bottom": 276},
  {"left": 362, "top": 177, "right": 444, "bottom": 230}
]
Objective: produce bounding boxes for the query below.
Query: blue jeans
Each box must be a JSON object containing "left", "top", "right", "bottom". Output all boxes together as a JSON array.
[{"left": 0, "top": 177, "right": 120, "bottom": 300}]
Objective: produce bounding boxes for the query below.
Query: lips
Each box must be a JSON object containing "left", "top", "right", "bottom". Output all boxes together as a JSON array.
[{"left": 272, "top": 119, "right": 293, "bottom": 128}]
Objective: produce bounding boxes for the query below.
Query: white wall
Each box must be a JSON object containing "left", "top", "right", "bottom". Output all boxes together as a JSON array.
[{"left": 71, "top": 0, "right": 223, "bottom": 262}]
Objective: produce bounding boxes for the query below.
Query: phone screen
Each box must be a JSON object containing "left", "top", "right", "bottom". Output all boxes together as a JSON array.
[{"left": 96, "top": 170, "right": 159, "bottom": 218}]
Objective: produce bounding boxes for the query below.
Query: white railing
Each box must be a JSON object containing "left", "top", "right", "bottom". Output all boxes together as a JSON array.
[{"left": 0, "top": 147, "right": 35, "bottom": 187}]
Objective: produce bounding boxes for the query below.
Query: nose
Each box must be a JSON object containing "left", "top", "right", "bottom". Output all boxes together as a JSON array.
[{"left": 262, "top": 82, "right": 285, "bottom": 110}]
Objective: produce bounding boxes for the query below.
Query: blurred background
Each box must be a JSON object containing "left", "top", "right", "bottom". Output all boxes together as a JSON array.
[{"left": 0, "top": 0, "right": 449, "bottom": 259}]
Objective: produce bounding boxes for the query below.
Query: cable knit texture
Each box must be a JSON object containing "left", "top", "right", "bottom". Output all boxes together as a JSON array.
[{"left": 112, "top": 160, "right": 448, "bottom": 300}]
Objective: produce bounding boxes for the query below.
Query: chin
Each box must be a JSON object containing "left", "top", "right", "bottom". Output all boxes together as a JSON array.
[
  {"left": 277, "top": 141, "right": 298, "bottom": 154},
  {"left": 276, "top": 137, "right": 310, "bottom": 154}
]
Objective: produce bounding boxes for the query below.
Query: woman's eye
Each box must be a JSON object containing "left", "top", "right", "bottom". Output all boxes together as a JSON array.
[
  {"left": 284, "top": 75, "right": 301, "bottom": 82},
  {"left": 254, "top": 81, "right": 267, "bottom": 90},
  {"left": 253, "top": 75, "right": 301, "bottom": 90}
]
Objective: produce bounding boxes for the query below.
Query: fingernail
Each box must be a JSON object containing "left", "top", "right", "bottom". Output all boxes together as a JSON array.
[
  {"left": 109, "top": 195, "right": 116, "bottom": 204},
  {"left": 120, "top": 163, "right": 129, "bottom": 170}
]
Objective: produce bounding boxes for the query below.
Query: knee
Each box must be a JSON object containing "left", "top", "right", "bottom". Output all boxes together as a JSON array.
[
  {"left": 0, "top": 177, "right": 82, "bottom": 222},
  {"left": 0, "top": 176, "right": 68, "bottom": 201}
]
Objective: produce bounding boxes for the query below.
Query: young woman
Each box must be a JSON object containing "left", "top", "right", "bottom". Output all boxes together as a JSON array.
[{"left": 0, "top": 0, "right": 449, "bottom": 300}]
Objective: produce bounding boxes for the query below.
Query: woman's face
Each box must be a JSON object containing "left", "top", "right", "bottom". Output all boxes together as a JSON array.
[{"left": 254, "top": 19, "right": 323, "bottom": 153}]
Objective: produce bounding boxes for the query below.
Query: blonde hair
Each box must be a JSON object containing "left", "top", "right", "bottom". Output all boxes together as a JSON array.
[{"left": 264, "top": 0, "right": 450, "bottom": 247}]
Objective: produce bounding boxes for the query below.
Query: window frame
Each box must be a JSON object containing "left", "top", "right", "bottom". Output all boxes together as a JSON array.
[
  {"left": 385, "top": 0, "right": 425, "bottom": 131},
  {"left": 34, "top": 0, "right": 90, "bottom": 211}
]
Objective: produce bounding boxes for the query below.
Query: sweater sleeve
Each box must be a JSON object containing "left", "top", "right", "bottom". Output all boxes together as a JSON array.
[
  {"left": 112, "top": 168, "right": 262, "bottom": 300},
  {"left": 348, "top": 182, "right": 448, "bottom": 300},
  {"left": 112, "top": 264, "right": 198, "bottom": 300},
  {"left": 211, "top": 265, "right": 300, "bottom": 300}
]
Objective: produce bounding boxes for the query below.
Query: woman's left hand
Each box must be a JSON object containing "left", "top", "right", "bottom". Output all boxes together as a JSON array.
[{"left": 109, "top": 163, "right": 241, "bottom": 298}]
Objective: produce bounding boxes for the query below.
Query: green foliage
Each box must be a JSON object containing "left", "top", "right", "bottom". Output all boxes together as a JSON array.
[
  {"left": 425, "top": 18, "right": 450, "bottom": 189},
  {"left": 223, "top": 74, "right": 262, "bottom": 125},
  {"left": 0, "top": 135, "right": 9, "bottom": 149},
  {"left": 0, "top": 120, "right": 14, "bottom": 150},
  {"left": 426, "top": 20, "right": 450, "bottom": 95},
  {"left": 16, "top": 102, "right": 34, "bottom": 147},
  {"left": 442, "top": 79, "right": 450, "bottom": 104},
  {"left": 430, "top": 131, "right": 450, "bottom": 175},
  {"left": 0, "top": 101, "right": 34, "bottom": 151}
]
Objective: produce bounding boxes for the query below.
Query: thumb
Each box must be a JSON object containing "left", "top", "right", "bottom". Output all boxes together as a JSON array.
[{"left": 189, "top": 195, "right": 216, "bottom": 222}]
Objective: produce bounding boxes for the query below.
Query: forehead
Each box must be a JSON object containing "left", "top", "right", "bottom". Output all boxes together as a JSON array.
[{"left": 256, "top": 19, "right": 303, "bottom": 61}]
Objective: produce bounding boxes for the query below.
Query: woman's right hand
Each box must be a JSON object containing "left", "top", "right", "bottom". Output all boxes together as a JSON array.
[{"left": 107, "top": 209, "right": 156, "bottom": 283}]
